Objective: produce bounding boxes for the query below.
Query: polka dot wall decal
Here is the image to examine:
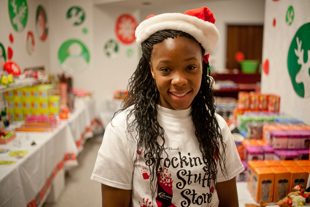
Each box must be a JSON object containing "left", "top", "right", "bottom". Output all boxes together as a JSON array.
[
  {"left": 263, "top": 59, "right": 269, "bottom": 75},
  {"left": 286, "top": 5, "right": 294, "bottom": 26},
  {"left": 7, "top": 47, "right": 13, "bottom": 60},
  {"left": 273, "top": 18, "right": 276, "bottom": 27},
  {"left": 9, "top": 34, "right": 14, "bottom": 43}
]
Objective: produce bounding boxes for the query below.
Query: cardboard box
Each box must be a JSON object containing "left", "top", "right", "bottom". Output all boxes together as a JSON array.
[
  {"left": 286, "top": 167, "right": 308, "bottom": 190},
  {"left": 274, "top": 150, "right": 298, "bottom": 160},
  {"left": 280, "top": 160, "right": 300, "bottom": 168},
  {"left": 247, "top": 160, "right": 267, "bottom": 193},
  {"left": 264, "top": 160, "right": 282, "bottom": 168},
  {"left": 252, "top": 167, "right": 274, "bottom": 203},
  {"left": 296, "top": 160, "right": 310, "bottom": 167},
  {"left": 245, "top": 145, "right": 264, "bottom": 161},
  {"left": 271, "top": 167, "right": 291, "bottom": 202}
]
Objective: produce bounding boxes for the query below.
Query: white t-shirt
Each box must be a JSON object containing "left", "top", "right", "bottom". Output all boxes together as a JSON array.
[{"left": 91, "top": 105, "right": 244, "bottom": 207}]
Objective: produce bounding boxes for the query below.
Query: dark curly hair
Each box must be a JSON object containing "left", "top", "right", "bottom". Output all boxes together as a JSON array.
[{"left": 120, "top": 29, "right": 227, "bottom": 196}]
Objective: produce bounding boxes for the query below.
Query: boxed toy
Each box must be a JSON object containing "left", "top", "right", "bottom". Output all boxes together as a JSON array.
[
  {"left": 271, "top": 167, "right": 291, "bottom": 202},
  {"left": 274, "top": 150, "right": 298, "bottom": 160},
  {"left": 296, "top": 160, "right": 310, "bottom": 167},
  {"left": 270, "top": 130, "right": 288, "bottom": 149},
  {"left": 252, "top": 167, "right": 274, "bottom": 203},
  {"left": 264, "top": 160, "right": 282, "bottom": 168},
  {"left": 286, "top": 167, "right": 308, "bottom": 190},
  {"left": 261, "top": 145, "right": 274, "bottom": 160},
  {"left": 247, "top": 160, "right": 267, "bottom": 193},
  {"left": 245, "top": 145, "right": 264, "bottom": 161},
  {"left": 286, "top": 130, "right": 303, "bottom": 149},
  {"left": 237, "top": 161, "right": 248, "bottom": 182}
]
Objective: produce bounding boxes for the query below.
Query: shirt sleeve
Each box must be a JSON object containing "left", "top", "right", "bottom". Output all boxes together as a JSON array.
[
  {"left": 216, "top": 115, "right": 244, "bottom": 183},
  {"left": 90, "top": 121, "right": 135, "bottom": 190}
]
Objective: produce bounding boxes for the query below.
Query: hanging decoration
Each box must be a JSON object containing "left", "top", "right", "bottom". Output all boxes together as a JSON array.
[
  {"left": 286, "top": 5, "right": 294, "bottom": 26},
  {"left": 104, "top": 39, "right": 119, "bottom": 58},
  {"left": 287, "top": 22, "right": 310, "bottom": 98},
  {"left": 126, "top": 48, "right": 133, "bottom": 58},
  {"left": 58, "top": 39, "right": 90, "bottom": 74},
  {"left": 4, "top": 61, "right": 21, "bottom": 76},
  {"left": 8, "top": 0, "right": 28, "bottom": 32},
  {"left": 263, "top": 59, "right": 269, "bottom": 75},
  {"left": 115, "top": 14, "right": 138, "bottom": 44},
  {"left": 35, "top": 5, "right": 48, "bottom": 41},
  {"left": 0, "top": 43, "right": 7, "bottom": 70},
  {"left": 7, "top": 47, "right": 13, "bottom": 61},
  {"left": 66, "top": 6, "right": 85, "bottom": 26},
  {"left": 9, "top": 34, "right": 14, "bottom": 43},
  {"left": 26, "top": 31, "right": 35, "bottom": 55}
]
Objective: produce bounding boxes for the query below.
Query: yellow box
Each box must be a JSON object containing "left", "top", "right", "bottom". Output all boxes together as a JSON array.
[
  {"left": 13, "top": 88, "right": 22, "bottom": 98},
  {"left": 14, "top": 98, "right": 23, "bottom": 109},
  {"left": 22, "top": 87, "right": 32, "bottom": 100},
  {"left": 252, "top": 167, "right": 274, "bottom": 203},
  {"left": 4, "top": 90, "right": 14, "bottom": 101},
  {"left": 38, "top": 84, "right": 52, "bottom": 100},
  {"left": 286, "top": 167, "right": 308, "bottom": 190},
  {"left": 247, "top": 160, "right": 267, "bottom": 194},
  {"left": 271, "top": 167, "right": 291, "bottom": 202},
  {"left": 7, "top": 108, "right": 14, "bottom": 120},
  {"left": 14, "top": 108, "right": 24, "bottom": 121}
]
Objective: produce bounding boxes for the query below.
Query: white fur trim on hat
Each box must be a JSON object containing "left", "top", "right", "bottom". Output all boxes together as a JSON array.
[{"left": 135, "top": 13, "right": 219, "bottom": 55}]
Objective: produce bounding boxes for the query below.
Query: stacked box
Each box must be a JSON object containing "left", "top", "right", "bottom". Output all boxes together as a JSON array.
[
  {"left": 271, "top": 167, "right": 290, "bottom": 202},
  {"left": 247, "top": 160, "right": 267, "bottom": 194},
  {"left": 49, "top": 95, "right": 60, "bottom": 118},
  {"left": 5, "top": 91, "right": 14, "bottom": 121},
  {"left": 252, "top": 167, "right": 274, "bottom": 203},
  {"left": 14, "top": 95, "right": 23, "bottom": 121},
  {"left": 32, "top": 85, "right": 52, "bottom": 118},
  {"left": 286, "top": 167, "right": 308, "bottom": 190}
]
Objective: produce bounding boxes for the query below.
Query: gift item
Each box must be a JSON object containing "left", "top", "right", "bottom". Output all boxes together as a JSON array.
[
  {"left": 286, "top": 167, "right": 308, "bottom": 191},
  {"left": 274, "top": 150, "right": 298, "bottom": 160},
  {"left": 296, "top": 149, "right": 309, "bottom": 160},
  {"left": 261, "top": 145, "right": 274, "bottom": 160},
  {"left": 252, "top": 167, "right": 274, "bottom": 203},
  {"left": 286, "top": 130, "right": 303, "bottom": 149},
  {"left": 237, "top": 161, "right": 248, "bottom": 182},
  {"left": 247, "top": 160, "right": 267, "bottom": 193},
  {"left": 271, "top": 167, "right": 291, "bottom": 202},
  {"left": 269, "top": 130, "right": 288, "bottom": 149},
  {"left": 245, "top": 145, "right": 264, "bottom": 161},
  {"left": 264, "top": 160, "right": 282, "bottom": 168}
]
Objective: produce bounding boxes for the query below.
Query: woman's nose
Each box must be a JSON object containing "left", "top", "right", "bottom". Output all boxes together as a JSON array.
[{"left": 171, "top": 71, "right": 187, "bottom": 86}]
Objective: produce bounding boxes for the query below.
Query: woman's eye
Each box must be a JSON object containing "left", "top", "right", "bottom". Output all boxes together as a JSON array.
[
  {"left": 160, "top": 68, "right": 170, "bottom": 72},
  {"left": 187, "top": 65, "right": 197, "bottom": 71}
]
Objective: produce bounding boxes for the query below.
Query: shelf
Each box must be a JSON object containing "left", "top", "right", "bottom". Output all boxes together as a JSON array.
[{"left": 0, "top": 78, "right": 36, "bottom": 93}]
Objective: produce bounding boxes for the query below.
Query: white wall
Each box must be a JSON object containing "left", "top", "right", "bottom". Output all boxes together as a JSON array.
[
  {"left": 261, "top": 0, "right": 310, "bottom": 124},
  {"left": 0, "top": 0, "right": 50, "bottom": 72},
  {"left": 140, "top": 0, "right": 266, "bottom": 72}
]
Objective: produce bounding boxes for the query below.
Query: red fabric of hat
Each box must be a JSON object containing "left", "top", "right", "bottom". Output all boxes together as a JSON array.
[{"left": 184, "top": 7, "right": 216, "bottom": 64}]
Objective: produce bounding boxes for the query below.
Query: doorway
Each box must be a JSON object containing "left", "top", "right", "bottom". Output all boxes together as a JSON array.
[{"left": 226, "top": 25, "right": 264, "bottom": 70}]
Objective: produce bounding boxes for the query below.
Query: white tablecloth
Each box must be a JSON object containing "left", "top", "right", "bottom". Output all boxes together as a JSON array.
[{"left": 0, "top": 97, "right": 96, "bottom": 207}]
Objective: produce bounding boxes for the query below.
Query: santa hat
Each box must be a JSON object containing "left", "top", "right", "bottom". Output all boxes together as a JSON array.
[{"left": 135, "top": 7, "right": 219, "bottom": 56}]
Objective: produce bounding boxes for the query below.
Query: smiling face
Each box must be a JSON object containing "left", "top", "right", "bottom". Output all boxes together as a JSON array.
[{"left": 150, "top": 36, "right": 203, "bottom": 110}]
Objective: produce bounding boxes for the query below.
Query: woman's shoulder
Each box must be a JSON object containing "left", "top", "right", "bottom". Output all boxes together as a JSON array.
[
  {"left": 109, "top": 105, "right": 135, "bottom": 127},
  {"left": 215, "top": 113, "right": 228, "bottom": 129}
]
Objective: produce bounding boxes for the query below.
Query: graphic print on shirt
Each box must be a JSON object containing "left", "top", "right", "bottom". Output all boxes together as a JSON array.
[
  {"left": 156, "top": 168, "right": 176, "bottom": 207},
  {"left": 139, "top": 198, "right": 154, "bottom": 207},
  {"left": 142, "top": 150, "right": 215, "bottom": 207}
]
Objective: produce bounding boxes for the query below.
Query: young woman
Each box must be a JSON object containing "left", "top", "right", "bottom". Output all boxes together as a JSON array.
[{"left": 91, "top": 7, "right": 244, "bottom": 207}]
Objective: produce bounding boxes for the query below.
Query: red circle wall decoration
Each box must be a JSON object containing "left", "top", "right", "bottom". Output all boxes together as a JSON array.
[{"left": 115, "top": 14, "right": 138, "bottom": 44}]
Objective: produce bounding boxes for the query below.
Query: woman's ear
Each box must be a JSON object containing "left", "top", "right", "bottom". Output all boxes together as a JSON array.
[{"left": 150, "top": 63, "right": 155, "bottom": 79}]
